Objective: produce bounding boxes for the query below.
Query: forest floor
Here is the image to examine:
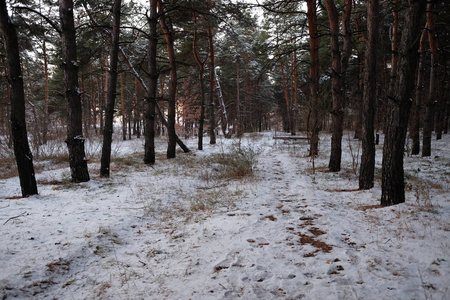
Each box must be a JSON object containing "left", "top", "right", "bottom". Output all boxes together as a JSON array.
[{"left": 0, "top": 131, "right": 449, "bottom": 299}]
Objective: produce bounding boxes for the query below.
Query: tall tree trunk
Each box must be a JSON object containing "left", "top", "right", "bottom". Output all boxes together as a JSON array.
[
  {"left": 207, "top": 0, "right": 216, "bottom": 144},
  {"left": 144, "top": 0, "right": 158, "bottom": 164},
  {"left": 192, "top": 9, "right": 206, "bottom": 150},
  {"left": 381, "top": 0, "right": 425, "bottom": 206},
  {"left": 389, "top": 0, "right": 399, "bottom": 93},
  {"left": 133, "top": 77, "right": 140, "bottom": 137},
  {"left": 443, "top": 79, "right": 450, "bottom": 134},
  {"left": 359, "top": 0, "right": 379, "bottom": 189},
  {"left": 307, "top": 0, "right": 320, "bottom": 156},
  {"left": 277, "top": 32, "right": 292, "bottom": 134},
  {"left": 59, "top": 0, "right": 90, "bottom": 182},
  {"left": 280, "top": 59, "right": 292, "bottom": 134},
  {"left": 120, "top": 73, "right": 126, "bottom": 140},
  {"left": 100, "top": 0, "right": 121, "bottom": 177},
  {"left": 292, "top": 44, "right": 299, "bottom": 135},
  {"left": 410, "top": 28, "right": 428, "bottom": 155},
  {"left": 90, "top": 75, "right": 97, "bottom": 134},
  {"left": 42, "top": 40, "right": 49, "bottom": 145},
  {"left": 158, "top": 0, "right": 177, "bottom": 159},
  {"left": 353, "top": 14, "right": 364, "bottom": 140},
  {"left": 422, "top": 1, "right": 437, "bottom": 157},
  {"left": 341, "top": 0, "right": 352, "bottom": 73},
  {"left": 325, "top": 0, "right": 344, "bottom": 172},
  {"left": 435, "top": 72, "right": 444, "bottom": 139},
  {"left": 235, "top": 54, "right": 243, "bottom": 137},
  {"left": 0, "top": 0, "right": 38, "bottom": 196},
  {"left": 101, "top": 55, "right": 109, "bottom": 135},
  {"left": 80, "top": 71, "right": 91, "bottom": 139}
]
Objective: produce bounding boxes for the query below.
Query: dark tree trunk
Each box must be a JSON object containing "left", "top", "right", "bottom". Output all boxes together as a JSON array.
[
  {"left": 422, "top": 1, "right": 437, "bottom": 157},
  {"left": 207, "top": 34, "right": 216, "bottom": 144},
  {"left": 325, "top": 0, "right": 344, "bottom": 172},
  {"left": 236, "top": 54, "right": 242, "bottom": 137},
  {"left": 441, "top": 79, "right": 449, "bottom": 135},
  {"left": 59, "top": 0, "right": 90, "bottom": 182},
  {"left": 207, "top": 0, "right": 216, "bottom": 144},
  {"left": 144, "top": 0, "right": 158, "bottom": 164},
  {"left": 100, "top": 0, "right": 121, "bottom": 177},
  {"left": 192, "top": 9, "right": 206, "bottom": 150},
  {"left": 292, "top": 46, "right": 299, "bottom": 135},
  {"left": 435, "top": 67, "right": 445, "bottom": 139},
  {"left": 307, "top": 0, "right": 320, "bottom": 156},
  {"left": 121, "top": 73, "right": 127, "bottom": 141},
  {"left": 158, "top": 0, "right": 177, "bottom": 159},
  {"left": 359, "top": 0, "right": 379, "bottom": 189},
  {"left": 277, "top": 32, "right": 292, "bottom": 135},
  {"left": 42, "top": 40, "right": 49, "bottom": 145},
  {"left": 381, "top": 0, "right": 425, "bottom": 206},
  {"left": 389, "top": 0, "right": 399, "bottom": 92},
  {"left": 341, "top": 0, "right": 352, "bottom": 74},
  {"left": 0, "top": 0, "right": 38, "bottom": 196}
]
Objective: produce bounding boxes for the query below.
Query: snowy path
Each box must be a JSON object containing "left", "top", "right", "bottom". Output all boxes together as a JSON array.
[{"left": 177, "top": 146, "right": 361, "bottom": 299}]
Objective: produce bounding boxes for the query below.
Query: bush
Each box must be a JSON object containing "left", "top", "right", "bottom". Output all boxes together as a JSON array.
[{"left": 214, "top": 143, "right": 261, "bottom": 179}]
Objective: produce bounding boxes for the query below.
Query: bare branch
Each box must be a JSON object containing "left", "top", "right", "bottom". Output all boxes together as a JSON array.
[{"left": 3, "top": 211, "right": 28, "bottom": 225}]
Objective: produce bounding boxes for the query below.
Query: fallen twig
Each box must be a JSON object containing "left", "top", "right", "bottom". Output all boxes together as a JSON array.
[
  {"left": 3, "top": 211, "right": 28, "bottom": 225},
  {"left": 196, "top": 183, "right": 229, "bottom": 190}
]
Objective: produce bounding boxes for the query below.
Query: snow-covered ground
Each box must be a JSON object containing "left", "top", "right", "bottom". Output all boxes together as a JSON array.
[{"left": 0, "top": 132, "right": 449, "bottom": 299}]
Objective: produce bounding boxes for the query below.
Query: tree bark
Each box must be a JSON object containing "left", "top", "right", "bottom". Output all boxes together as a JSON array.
[
  {"left": 100, "top": 0, "right": 121, "bottom": 177},
  {"left": 235, "top": 54, "right": 242, "bottom": 137},
  {"left": 389, "top": 0, "right": 399, "bottom": 93},
  {"left": 307, "top": 0, "right": 320, "bottom": 156},
  {"left": 42, "top": 40, "right": 49, "bottom": 145},
  {"left": 359, "top": 0, "right": 379, "bottom": 189},
  {"left": 381, "top": 0, "right": 425, "bottom": 206},
  {"left": 120, "top": 73, "right": 126, "bottom": 141},
  {"left": 192, "top": 9, "right": 206, "bottom": 150},
  {"left": 144, "top": 0, "right": 158, "bottom": 164},
  {"left": 292, "top": 44, "right": 299, "bottom": 135},
  {"left": 158, "top": 0, "right": 177, "bottom": 159},
  {"left": 280, "top": 58, "right": 292, "bottom": 134},
  {"left": 207, "top": 0, "right": 216, "bottom": 144},
  {"left": 325, "top": 0, "right": 344, "bottom": 172},
  {"left": 0, "top": 0, "right": 38, "bottom": 196},
  {"left": 422, "top": 1, "right": 437, "bottom": 157},
  {"left": 410, "top": 27, "right": 428, "bottom": 155},
  {"left": 59, "top": 0, "right": 90, "bottom": 182}
]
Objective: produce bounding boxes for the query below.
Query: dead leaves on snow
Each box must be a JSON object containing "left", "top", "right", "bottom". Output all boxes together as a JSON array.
[
  {"left": 260, "top": 215, "right": 277, "bottom": 221},
  {"left": 297, "top": 232, "right": 333, "bottom": 253}
]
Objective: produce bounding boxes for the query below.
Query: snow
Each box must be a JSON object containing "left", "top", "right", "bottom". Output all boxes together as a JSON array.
[{"left": 1, "top": 132, "right": 449, "bottom": 299}]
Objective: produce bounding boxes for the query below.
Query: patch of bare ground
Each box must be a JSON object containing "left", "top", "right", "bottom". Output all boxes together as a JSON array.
[
  {"left": 309, "top": 227, "right": 326, "bottom": 236},
  {"left": 261, "top": 215, "right": 277, "bottom": 221},
  {"left": 297, "top": 232, "right": 333, "bottom": 253}
]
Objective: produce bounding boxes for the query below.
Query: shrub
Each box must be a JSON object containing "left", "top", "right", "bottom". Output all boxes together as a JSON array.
[{"left": 214, "top": 143, "right": 261, "bottom": 179}]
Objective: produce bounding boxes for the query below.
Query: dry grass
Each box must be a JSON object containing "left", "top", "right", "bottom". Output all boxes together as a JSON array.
[{"left": 0, "top": 158, "right": 18, "bottom": 179}]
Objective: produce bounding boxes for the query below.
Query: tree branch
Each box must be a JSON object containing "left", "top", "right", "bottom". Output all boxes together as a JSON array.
[
  {"left": 14, "top": 6, "right": 61, "bottom": 34},
  {"left": 3, "top": 211, "right": 28, "bottom": 225}
]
